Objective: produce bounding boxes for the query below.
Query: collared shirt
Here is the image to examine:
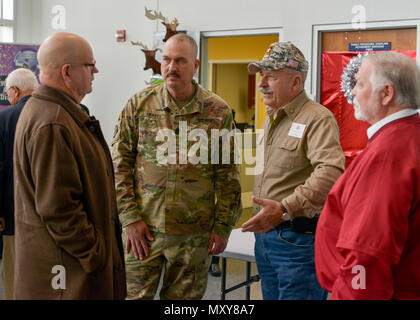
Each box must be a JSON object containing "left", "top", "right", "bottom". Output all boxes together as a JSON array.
[
  {"left": 253, "top": 90, "right": 345, "bottom": 219},
  {"left": 112, "top": 81, "right": 242, "bottom": 237},
  {"left": 367, "top": 108, "right": 419, "bottom": 140}
]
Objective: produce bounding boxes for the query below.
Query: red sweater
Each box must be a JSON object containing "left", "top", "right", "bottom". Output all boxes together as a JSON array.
[{"left": 315, "top": 114, "right": 420, "bottom": 299}]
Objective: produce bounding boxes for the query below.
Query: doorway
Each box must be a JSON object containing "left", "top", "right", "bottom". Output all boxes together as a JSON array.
[
  {"left": 200, "top": 30, "right": 280, "bottom": 231},
  {"left": 211, "top": 62, "right": 254, "bottom": 131},
  {"left": 201, "top": 30, "right": 281, "bottom": 130}
]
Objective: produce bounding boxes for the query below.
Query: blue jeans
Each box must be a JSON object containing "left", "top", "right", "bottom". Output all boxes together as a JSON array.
[{"left": 254, "top": 227, "right": 327, "bottom": 300}]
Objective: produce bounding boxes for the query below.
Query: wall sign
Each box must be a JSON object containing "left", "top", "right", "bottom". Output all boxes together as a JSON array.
[{"left": 349, "top": 42, "right": 391, "bottom": 52}]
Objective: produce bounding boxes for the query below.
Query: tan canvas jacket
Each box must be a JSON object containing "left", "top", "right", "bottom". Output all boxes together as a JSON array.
[{"left": 253, "top": 90, "right": 345, "bottom": 219}]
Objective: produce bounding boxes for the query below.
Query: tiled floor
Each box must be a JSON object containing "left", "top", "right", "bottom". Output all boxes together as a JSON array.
[
  {"left": 0, "top": 257, "right": 262, "bottom": 300},
  {"left": 150, "top": 257, "right": 262, "bottom": 300},
  {"left": 203, "top": 207, "right": 262, "bottom": 300},
  {"left": 203, "top": 258, "right": 262, "bottom": 300},
  {"left": 0, "top": 209, "right": 263, "bottom": 300}
]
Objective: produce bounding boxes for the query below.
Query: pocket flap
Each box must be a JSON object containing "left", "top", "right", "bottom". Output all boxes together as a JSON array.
[{"left": 279, "top": 138, "right": 300, "bottom": 151}]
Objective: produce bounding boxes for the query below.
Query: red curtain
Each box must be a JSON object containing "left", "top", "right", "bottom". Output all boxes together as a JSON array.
[{"left": 320, "top": 50, "right": 416, "bottom": 167}]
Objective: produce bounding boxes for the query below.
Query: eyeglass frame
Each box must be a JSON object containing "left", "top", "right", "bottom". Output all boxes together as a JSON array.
[{"left": 68, "top": 60, "right": 97, "bottom": 70}]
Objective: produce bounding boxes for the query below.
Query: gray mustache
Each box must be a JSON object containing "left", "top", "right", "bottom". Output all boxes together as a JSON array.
[
  {"left": 166, "top": 72, "right": 180, "bottom": 78},
  {"left": 259, "top": 88, "right": 273, "bottom": 94}
]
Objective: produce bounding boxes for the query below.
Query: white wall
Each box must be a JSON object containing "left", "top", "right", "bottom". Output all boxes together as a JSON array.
[{"left": 15, "top": 0, "right": 420, "bottom": 144}]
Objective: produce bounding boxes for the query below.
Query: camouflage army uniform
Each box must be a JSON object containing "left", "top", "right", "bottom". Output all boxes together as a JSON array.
[{"left": 112, "top": 80, "right": 242, "bottom": 299}]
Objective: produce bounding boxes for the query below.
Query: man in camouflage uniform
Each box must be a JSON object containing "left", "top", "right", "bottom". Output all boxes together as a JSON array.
[
  {"left": 112, "top": 33, "right": 241, "bottom": 300},
  {"left": 242, "top": 42, "right": 345, "bottom": 299}
]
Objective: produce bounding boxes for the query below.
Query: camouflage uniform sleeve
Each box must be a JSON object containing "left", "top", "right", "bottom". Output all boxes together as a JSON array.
[
  {"left": 111, "top": 97, "right": 142, "bottom": 228},
  {"left": 213, "top": 109, "right": 242, "bottom": 238}
]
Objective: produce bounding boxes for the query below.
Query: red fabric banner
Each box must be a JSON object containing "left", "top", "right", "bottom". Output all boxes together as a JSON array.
[{"left": 320, "top": 50, "right": 416, "bottom": 167}]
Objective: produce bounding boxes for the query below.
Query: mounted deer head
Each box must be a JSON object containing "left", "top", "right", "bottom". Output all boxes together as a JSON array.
[
  {"left": 144, "top": 6, "right": 179, "bottom": 42},
  {"left": 131, "top": 41, "right": 161, "bottom": 75}
]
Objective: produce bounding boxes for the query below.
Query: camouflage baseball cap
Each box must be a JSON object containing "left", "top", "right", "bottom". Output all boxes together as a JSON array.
[{"left": 248, "top": 41, "right": 309, "bottom": 74}]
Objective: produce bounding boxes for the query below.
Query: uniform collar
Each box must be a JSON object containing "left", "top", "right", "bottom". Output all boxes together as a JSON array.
[
  {"left": 163, "top": 79, "right": 203, "bottom": 116},
  {"left": 32, "top": 85, "right": 90, "bottom": 127}
]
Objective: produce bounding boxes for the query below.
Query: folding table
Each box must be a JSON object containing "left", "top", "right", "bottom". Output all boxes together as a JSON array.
[{"left": 217, "top": 228, "right": 260, "bottom": 300}]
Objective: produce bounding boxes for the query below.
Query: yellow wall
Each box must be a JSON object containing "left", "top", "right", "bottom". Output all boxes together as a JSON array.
[
  {"left": 208, "top": 35, "right": 278, "bottom": 60},
  {"left": 213, "top": 63, "right": 254, "bottom": 124},
  {"left": 255, "top": 72, "right": 265, "bottom": 130},
  {"left": 207, "top": 34, "right": 278, "bottom": 129}
]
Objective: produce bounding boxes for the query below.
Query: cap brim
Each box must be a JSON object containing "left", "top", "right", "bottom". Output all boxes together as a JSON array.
[{"left": 248, "top": 62, "right": 263, "bottom": 74}]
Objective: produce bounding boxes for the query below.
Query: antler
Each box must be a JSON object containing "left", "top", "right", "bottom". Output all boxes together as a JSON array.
[
  {"left": 131, "top": 41, "right": 149, "bottom": 50},
  {"left": 132, "top": 41, "right": 160, "bottom": 51},
  {"left": 144, "top": 6, "right": 168, "bottom": 23},
  {"left": 167, "top": 17, "right": 179, "bottom": 31},
  {"left": 144, "top": 7, "right": 153, "bottom": 18}
]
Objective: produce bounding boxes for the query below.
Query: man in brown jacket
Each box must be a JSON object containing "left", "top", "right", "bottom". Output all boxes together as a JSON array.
[
  {"left": 242, "top": 42, "right": 345, "bottom": 300},
  {"left": 13, "top": 32, "right": 126, "bottom": 299}
]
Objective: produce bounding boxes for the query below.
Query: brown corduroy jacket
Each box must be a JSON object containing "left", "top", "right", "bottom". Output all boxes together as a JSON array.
[{"left": 13, "top": 85, "right": 126, "bottom": 300}]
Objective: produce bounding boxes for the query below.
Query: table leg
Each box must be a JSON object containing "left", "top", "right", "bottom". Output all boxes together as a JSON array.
[
  {"left": 221, "top": 257, "right": 227, "bottom": 300},
  {"left": 246, "top": 261, "right": 251, "bottom": 300}
]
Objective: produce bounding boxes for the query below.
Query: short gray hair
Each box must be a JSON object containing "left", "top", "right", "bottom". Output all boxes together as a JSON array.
[
  {"left": 166, "top": 33, "right": 198, "bottom": 59},
  {"left": 283, "top": 68, "right": 307, "bottom": 88},
  {"left": 366, "top": 52, "right": 420, "bottom": 109},
  {"left": 5, "top": 68, "right": 38, "bottom": 91}
]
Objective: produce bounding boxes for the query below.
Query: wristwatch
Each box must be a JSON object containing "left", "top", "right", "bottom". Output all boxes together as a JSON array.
[{"left": 280, "top": 203, "right": 291, "bottom": 221}]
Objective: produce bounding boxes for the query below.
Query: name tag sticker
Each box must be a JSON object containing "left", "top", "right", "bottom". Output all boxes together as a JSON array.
[{"left": 288, "top": 122, "right": 306, "bottom": 138}]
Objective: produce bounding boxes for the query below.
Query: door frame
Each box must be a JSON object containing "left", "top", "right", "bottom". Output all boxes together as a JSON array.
[{"left": 311, "top": 19, "right": 420, "bottom": 102}]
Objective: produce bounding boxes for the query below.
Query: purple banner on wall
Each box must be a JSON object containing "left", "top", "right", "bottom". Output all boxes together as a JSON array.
[{"left": 0, "top": 43, "right": 40, "bottom": 111}]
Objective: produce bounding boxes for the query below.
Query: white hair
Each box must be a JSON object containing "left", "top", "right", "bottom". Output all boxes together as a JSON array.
[
  {"left": 366, "top": 52, "right": 420, "bottom": 109},
  {"left": 5, "top": 68, "right": 38, "bottom": 91}
]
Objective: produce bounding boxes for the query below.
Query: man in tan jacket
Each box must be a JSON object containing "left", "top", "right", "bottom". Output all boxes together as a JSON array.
[
  {"left": 13, "top": 32, "right": 126, "bottom": 299},
  {"left": 242, "top": 42, "right": 345, "bottom": 300}
]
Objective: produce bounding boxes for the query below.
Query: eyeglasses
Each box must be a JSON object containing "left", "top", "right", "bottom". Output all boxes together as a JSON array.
[
  {"left": 81, "top": 61, "right": 96, "bottom": 68},
  {"left": 71, "top": 60, "right": 97, "bottom": 69}
]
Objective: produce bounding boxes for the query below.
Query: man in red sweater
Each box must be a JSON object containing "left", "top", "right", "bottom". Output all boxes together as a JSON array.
[{"left": 315, "top": 51, "right": 420, "bottom": 299}]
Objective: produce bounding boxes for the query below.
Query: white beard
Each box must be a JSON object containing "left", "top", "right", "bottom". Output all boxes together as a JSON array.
[{"left": 353, "top": 98, "right": 369, "bottom": 122}]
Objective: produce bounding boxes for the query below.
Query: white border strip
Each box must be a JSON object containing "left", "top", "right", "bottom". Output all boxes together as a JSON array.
[{"left": 202, "top": 28, "right": 283, "bottom": 38}]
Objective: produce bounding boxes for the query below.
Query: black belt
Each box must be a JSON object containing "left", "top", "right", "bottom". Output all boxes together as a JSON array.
[
  {"left": 276, "top": 220, "right": 291, "bottom": 230},
  {"left": 275, "top": 216, "right": 318, "bottom": 234}
]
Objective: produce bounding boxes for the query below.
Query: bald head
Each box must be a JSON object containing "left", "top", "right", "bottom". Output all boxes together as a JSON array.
[
  {"left": 38, "top": 32, "right": 92, "bottom": 78},
  {"left": 164, "top": 33, "right": 198, "bottom": 60},
  {"left": 37, "top": 32, "right": 98, "bottom": 103}
]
